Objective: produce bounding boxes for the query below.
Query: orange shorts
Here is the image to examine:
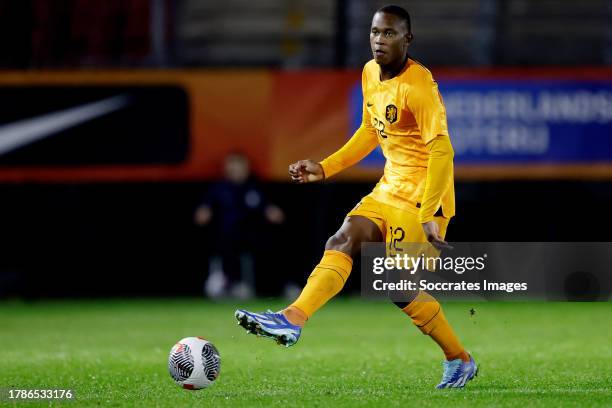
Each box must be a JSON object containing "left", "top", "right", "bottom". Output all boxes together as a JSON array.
[{"left": 346, "top": 194, "right": 450, "bottom": 258}]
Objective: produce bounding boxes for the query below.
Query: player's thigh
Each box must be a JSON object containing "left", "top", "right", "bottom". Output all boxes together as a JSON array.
[
  {"left": 387, "top": 209, "right": 449, "bottom": 243},
  {"left": 345, "top": 195, "right": 386, "bottom": 237},
  {"left": 326, "top": 199, "right": 384, "bottom": 257},
  {"left": 386, "top": 208, "right": 450, "bottom": 304},
  {"left": 385, "top": 207, "right": 421, "bottom": 247}
]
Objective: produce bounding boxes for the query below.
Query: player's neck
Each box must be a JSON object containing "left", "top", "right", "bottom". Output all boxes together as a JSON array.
[{"left": 379, "top": 53, "right": 409, "bottom": 81}]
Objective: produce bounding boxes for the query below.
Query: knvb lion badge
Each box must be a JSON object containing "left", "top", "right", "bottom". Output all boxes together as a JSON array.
[{"left": 385, "top": 104, "right": 398, "bottom": 123}]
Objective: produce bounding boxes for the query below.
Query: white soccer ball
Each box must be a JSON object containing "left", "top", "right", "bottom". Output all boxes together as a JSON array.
[{"left": 168, "top": 337, "right": 221, "bottom": 390}]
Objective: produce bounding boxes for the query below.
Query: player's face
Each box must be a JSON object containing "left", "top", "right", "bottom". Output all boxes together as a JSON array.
[{"left": 370, "top": 12, "right": 410, "bottom": 67}]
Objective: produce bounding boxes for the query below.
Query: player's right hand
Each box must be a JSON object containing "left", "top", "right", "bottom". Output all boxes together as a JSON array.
[
  {"left": 422, "top": 221, "right": 453, "bottom": 251},
  {"left": 288, "top": 160, "right": 324, "bottom": 183}
]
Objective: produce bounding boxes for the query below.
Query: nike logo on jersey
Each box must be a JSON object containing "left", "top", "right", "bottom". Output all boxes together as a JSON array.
[
  {"left": 366, "top": 102, "right": 374, "bottom": 107},
  {"left": 0, "top": 94, "right": 131, "bottom": 156}
]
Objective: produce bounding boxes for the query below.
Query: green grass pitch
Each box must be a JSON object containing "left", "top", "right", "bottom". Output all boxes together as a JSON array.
[{"left": 1, "top": 299, "right": 610, "bottom": 407}]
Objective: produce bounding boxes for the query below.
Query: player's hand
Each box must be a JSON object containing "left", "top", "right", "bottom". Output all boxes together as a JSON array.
[
  {"left": 288, "top": 160, "right": 324, "bottom": 183},
  {"left": 421, "top": 221, "right": 453, "bottom": 250}
]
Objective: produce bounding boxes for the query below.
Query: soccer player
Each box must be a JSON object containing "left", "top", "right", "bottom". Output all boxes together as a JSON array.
[{"left": 235, "top": 5, "right": 478, "bottom": 389}]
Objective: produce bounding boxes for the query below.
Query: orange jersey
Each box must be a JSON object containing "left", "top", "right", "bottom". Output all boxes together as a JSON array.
[{"left": 321, "top": 58, "right": 455, "bottom": 217}]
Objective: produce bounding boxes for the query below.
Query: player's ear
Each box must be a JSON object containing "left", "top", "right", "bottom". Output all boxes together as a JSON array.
[{"left": 406, "top": 32, "right": 413, "bottom": 45}]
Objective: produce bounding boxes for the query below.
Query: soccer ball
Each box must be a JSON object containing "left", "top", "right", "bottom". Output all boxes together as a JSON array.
[{"left": 168, "top": 337, "right": 221, "bottom": 390}]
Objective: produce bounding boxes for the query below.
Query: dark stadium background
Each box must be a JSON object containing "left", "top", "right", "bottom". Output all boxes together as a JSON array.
[{"left": 0, "top": 0, "right": 610, "bottom": 299}]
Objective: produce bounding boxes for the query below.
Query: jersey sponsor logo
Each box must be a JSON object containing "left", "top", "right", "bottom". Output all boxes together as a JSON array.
[{"left": 385, "top": 104, "right": 398, "bottom": 124}]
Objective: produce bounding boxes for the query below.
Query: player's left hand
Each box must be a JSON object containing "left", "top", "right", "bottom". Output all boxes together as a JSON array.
[{"left": 421, "top": 221, "right": 453, "bottom": 250}]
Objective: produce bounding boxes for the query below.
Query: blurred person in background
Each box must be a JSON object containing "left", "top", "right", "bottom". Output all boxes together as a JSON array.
[{"left": 194, "top": 152, "right": 285, "bottom": 299}]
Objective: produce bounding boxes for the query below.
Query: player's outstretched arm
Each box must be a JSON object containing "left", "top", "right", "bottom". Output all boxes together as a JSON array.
[
  {"left": 289, "top": 125, "right": 378, "bottom": 183},
  {"left": 288, "top": 160, "right": 324, "bottom": 183},
  {"left": 319, "top": 126, "right": 378, "bottom": 179}
]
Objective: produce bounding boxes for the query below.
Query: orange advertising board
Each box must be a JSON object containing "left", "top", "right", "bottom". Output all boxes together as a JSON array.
[{"left": 0, "top": 68, "right": 610, "bottom": 182}]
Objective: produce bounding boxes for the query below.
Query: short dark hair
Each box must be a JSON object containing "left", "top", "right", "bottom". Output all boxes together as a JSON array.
[{"left": 376, "top": 5, "right": 412, "bottom": 34}]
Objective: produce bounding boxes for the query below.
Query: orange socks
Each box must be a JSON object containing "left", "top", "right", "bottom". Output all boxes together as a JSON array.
[
  {"left": 401, "top": 291, "right": 469, "bottom": 362},
  {"left": 284, "top": 254, "right": 468, "bottom": 362},
  {"left": 284, "top": 250, "right": 352, "bottom": 325},
  {"left": 283, "top": 306, "right": 308, "bottom": 327}
]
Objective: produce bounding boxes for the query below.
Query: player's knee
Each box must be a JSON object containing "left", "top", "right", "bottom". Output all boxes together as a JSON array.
[{"left": 325, "top": 231, "right": 359, "bottom": 258}]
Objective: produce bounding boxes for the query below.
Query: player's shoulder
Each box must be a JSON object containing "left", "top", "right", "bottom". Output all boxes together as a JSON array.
[
  {"left": 400, "top": 58, "right": 439, "bottom": 95},
  {"left": 403, "top": 58, "right": 435, "bottom": 83},
  {"left": 362, "top": 59, "right": 378, "bottom": 79}
]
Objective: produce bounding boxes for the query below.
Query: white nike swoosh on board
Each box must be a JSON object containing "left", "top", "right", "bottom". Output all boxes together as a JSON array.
[{"left": 0, "top": 94, "right": 131, "bottom": 156}]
